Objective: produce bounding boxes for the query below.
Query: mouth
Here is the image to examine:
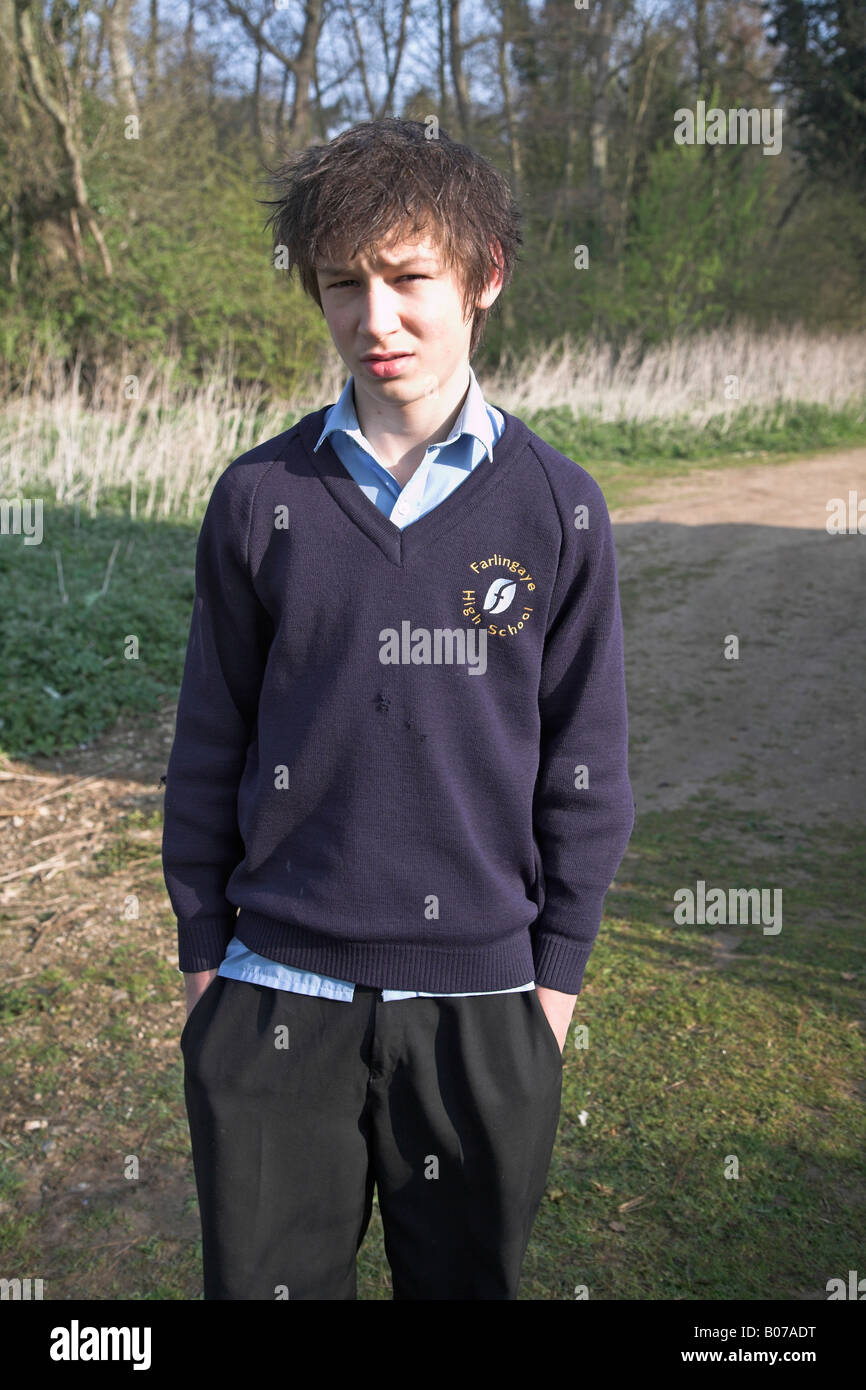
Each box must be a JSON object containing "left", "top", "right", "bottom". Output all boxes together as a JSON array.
[{"left": 361, "top": 352, "right": 413, "bottom": 379}]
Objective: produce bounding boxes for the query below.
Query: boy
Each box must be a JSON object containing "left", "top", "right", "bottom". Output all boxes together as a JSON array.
[{"left": 162, "top": 117, "right": 634, "bottom": 1301}]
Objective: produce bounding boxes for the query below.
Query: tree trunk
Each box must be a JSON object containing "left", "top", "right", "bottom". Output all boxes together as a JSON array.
[
  {"left": 588, "top": 0, "right": 614, "bottom": 249},
  {"left": 437, "top": 0, "right": 447, "bottom": 116},
  {"left": 14, "top": 0, "right": 113, "bottom": 277},
  {"left": 543, "top": 30, "right": 575, "bottom": 257},
  {"left": 145, "top": 0, "right": 158, "bottom": 98},
  {"left": 253, "top": 40, "right": 265, "bottom": 146},
  {"left": 614, "top": 33, "right": 670, "bottom": 269},
  {"left": 449, "top": 0, "right": 471, "bottom": 140},
  {"left": 497, "top": 0, "right": 522, "bottom": 198},
  {"left": 286, "top": 0, "right": 325, "bottom": 146},
  {"left": 104, "top": 0, "right": 140, "bottom": 119}
]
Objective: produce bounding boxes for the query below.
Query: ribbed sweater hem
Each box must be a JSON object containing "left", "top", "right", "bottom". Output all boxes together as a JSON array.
[{"left": 233, "top": 909, "right": 539, "bottom": 994}]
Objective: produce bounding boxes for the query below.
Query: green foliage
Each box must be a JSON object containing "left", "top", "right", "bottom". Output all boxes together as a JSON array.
[
  {"left": 618, "top": 131, "right": 775, "bottom": 342},
  {"left": 0, "top": 505, "right": 199, "bottom": 758},
  {"left": 523, "top": 399, "right": 866, "bottom": 467},
  {"left": 765, "top": 0, "right": 866, "bottom": 193},
  {"left": 1, "top": 63, "right": 863, "bottom": 392},
  {"left": 0, "top": 132, "right": 329, "bottom": 396}
]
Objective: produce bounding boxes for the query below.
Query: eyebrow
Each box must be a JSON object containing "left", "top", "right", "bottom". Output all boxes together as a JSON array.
[{"left": 317, "top": 256, "right": 439, "bottom": 274}]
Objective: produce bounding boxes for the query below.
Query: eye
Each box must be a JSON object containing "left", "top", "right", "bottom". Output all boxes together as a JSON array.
[{"left": 327, "top": 274, "right": 429, "bottom": 289}]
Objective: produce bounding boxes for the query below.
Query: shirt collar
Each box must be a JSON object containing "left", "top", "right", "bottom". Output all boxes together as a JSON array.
[{"left": 314, "top": 364, "right": 496, "bottom": 464}]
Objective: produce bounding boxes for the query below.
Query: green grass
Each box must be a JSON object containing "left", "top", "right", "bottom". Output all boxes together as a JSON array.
[
  {"left": 92, "top": 808, "right": 165, "bottom": 876},
  {"left": 0, "top": 799, "right": 861, "bottom": 1299},
  {"left": 521, "top": 399, "right": 866, "bottom": 509},
  {"left": 516, "top": 802, "right": 864, "bottom": 1301},
  {"left": 524, "top": 398, "right": 866, "bottom": 465},
  {"left": 0, "top": 502, "right": 198, "bottom": 757}
]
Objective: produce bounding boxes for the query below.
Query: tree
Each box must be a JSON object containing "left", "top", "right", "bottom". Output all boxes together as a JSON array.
[
  {"left": 10, "top": 0, "right": 113, "bottom": 279},
  {"left": 764, "top": 0, "right": 866, "bottom": 192},
  {"left": 621, "top": 130, "right": 773, "bottom": 341}
]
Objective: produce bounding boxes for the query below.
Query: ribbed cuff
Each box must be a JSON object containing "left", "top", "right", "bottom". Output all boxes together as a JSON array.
[
  {"left": 531, "top": 928, "right": 598, "bottom": 995},
  {"left": 177, "top": 916, "right": 236, "bottom": 973}
]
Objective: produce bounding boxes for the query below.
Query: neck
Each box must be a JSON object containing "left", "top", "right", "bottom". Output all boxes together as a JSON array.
[{"left": 352, "top": 365, "right": 472, "bottom": 475}]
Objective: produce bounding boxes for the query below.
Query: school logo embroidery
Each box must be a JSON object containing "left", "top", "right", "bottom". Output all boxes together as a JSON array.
[{"left": 461, "top": 552, "right": 537, "bottom": 638}]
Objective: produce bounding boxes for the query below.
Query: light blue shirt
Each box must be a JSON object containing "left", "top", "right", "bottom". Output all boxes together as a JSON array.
[{"left": 218, "top": 365, "right": 535, "bottom": 1001}]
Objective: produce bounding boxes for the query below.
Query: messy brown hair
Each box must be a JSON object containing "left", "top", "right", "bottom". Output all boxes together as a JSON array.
[{"left": 259, "top": 118, "right": 522, "bottom": 359}]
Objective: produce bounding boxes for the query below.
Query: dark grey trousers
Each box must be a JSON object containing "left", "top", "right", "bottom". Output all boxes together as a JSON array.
[{"left": 181, "top": 974, "right": 563, "bottom": 1300}]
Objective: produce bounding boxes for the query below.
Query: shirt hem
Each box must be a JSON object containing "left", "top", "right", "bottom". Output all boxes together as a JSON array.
[{"left": 233, "top": 909, "right": 539, "bottom": 994}]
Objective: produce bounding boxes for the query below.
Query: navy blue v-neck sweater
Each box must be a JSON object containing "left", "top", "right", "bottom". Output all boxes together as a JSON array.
[{"left": 161, "top": 403, "right": 635, "bottom": 995}]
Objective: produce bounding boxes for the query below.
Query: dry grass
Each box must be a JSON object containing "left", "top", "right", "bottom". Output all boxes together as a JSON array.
[
  {"left": 1, "top": 327, "right": 865, "bottom": 519},
  {"left": 0, "top": 343, "right": 282, "bottom": 519},
  {"left": 485, "top": 325, "right": 866, "bottom": 423}
]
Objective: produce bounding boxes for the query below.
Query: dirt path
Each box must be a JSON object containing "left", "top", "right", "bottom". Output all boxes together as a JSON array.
[{"left": 609, "top": 449, "right": 866, "bottom": 842}]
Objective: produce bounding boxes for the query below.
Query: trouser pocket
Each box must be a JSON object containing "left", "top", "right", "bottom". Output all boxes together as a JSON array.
[
  {"left": 179, "top": 974, "right": 223, "bottom": 1052},
  {"left": 529, "top": 987, "right": 563, "bottom": 1065}
]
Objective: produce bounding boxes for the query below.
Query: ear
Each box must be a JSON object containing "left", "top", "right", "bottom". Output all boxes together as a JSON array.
[{"left": 478, "top": 238, "right": 505, "bottom": 308}]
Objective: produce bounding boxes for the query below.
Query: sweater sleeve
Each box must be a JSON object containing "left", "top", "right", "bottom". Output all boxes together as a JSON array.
[
  {"left": 530, "top": 472, "right": 635, "bottom": 994},
  {"left": 161, "top": 465, "right": 273, "bottom": 972}
]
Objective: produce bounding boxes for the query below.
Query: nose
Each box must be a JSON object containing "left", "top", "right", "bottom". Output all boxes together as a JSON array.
[{"left": 357, "top": 279, "right": 402, "bottom": 338}]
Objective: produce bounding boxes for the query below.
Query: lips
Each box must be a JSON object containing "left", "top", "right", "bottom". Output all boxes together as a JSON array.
[{"left": 362, "top": 352, "right": 411, "bottom": 361}]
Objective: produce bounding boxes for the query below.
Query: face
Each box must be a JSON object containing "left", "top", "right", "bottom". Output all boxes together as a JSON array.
[{"left": 314, "top": 231, "right": 502, "bottom": 406}]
